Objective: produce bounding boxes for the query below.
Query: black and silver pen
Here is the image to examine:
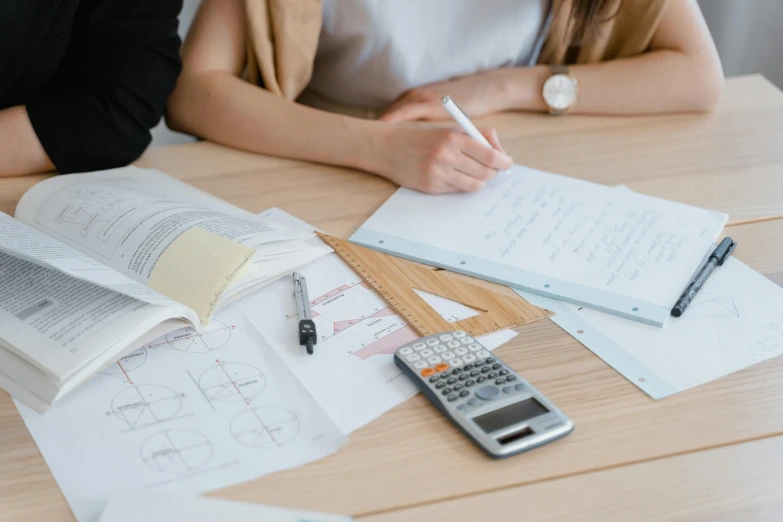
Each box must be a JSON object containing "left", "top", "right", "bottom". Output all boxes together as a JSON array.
[
  {"left": 293, "top": 272, "right": 317, "bottom": 354},
  {"left": 671, "top": 237, "right": 737, "bottom": 318}
]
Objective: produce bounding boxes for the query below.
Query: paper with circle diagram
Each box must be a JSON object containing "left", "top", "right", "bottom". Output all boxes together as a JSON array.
[{"left": 14, "top": 304, "right": 346, "bottom": 522}]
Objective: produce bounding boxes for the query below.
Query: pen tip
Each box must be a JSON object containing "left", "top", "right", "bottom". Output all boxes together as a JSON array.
[{"left": 441, "top": 95, "right": 451, "bottom": 105}]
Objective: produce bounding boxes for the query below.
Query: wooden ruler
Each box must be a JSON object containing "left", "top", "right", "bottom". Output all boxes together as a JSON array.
[{"left": 317, "top": 234, "right": 552, "bottom": 338}]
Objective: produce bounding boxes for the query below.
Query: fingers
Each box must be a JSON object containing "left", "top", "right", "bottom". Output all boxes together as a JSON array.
[
  {"left": 380, "top": 102, "right": 446, "bottom": 123},
  {"left": 453, "top": 155, "right": 498, "bottom": 182},
  {"left": 445, "top": 170, "right": 486, "bottom": 192},
  {"left": 412, "top": 128, "right": 512, "bottom": 194},
  {"left": 457, "top": 133, "right": 513, "bottom": 171},
  {"left": 479, "top": 127, "right": 508, "bottom": 155}
]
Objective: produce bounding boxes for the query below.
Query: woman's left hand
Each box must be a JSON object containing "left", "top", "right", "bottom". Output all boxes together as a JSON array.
[{"left": 380, "top": 69, "right": 514, "bottom": 123}]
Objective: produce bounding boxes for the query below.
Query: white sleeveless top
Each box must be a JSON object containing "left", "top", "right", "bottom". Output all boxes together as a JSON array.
[{"left": 306, "top": 0, "right": 552, "bottom": 110}]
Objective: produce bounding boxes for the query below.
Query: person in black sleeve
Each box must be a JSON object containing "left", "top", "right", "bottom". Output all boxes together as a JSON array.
[{"left": 0, "top": 0, "right": 183, "bottom": 177}]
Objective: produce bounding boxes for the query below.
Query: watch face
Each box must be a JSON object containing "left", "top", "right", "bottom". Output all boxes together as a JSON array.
[{"left": 543, "top": 74, "right": 578, "bottom": 111}]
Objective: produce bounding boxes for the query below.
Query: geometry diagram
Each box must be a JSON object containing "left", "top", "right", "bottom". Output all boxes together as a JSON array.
[
  {"left": 111, "top": 384, "right": 182, "bottom": 430},
  {"left": 230, "top": 407, "right": 300, "bottom": 448},
  {"left": 35, "top": 178, "right": 183, "bottom": 260},
  {"left": 163, "top": 321, "right": 232, "bottom": 353},
  {"left": 100, "top": 348, "right": 147, "bottom": 383},
  {"left": 198, "top": 361, "right": 266, "bottom": 405},
  {"left": 285, "top": 275, "right": 416, "bottom": 360},
  {"left": 140, "top": 429, "right": 211, "bottom": 474},
  {"left": 685, "top": 294, "right": 739, "bottom": 318}
]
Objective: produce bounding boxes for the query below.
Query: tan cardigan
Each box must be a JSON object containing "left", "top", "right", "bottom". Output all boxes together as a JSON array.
[{"left": 245, "top": 0, "right": 670, "bottom": 101}]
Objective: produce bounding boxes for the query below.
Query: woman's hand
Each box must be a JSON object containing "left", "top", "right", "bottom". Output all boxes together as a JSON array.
[
  {"left": 363, "top": 123, "right": 513, "bottom": 194},
  {"left": 380, "top": 69, "right": 517, "bottom": 123}
]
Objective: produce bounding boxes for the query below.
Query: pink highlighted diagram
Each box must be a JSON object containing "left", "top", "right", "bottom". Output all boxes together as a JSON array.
[{"left": 285, "top": 278, "right": 417, "bottom": 359}]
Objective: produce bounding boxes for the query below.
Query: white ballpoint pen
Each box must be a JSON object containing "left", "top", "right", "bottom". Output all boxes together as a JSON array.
[{"left": 441, "top": 95, "right": 511, "bottom": 177}]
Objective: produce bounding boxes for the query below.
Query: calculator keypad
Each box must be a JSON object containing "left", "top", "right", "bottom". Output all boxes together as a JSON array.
[{"left": 395, "top": 331, "right": 531, "bottom": 414}]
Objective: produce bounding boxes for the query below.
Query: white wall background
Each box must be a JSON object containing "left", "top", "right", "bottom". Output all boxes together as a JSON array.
[
  {"left": 698, "top": 0, "right": 783, "bottom": 88},
  {"left": 149, "top": 0, "right": 783, "bottom": 147}
]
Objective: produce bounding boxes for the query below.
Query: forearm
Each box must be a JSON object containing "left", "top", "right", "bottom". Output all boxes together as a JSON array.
[
  {"left": 502, "top": 50, "right": 724, "bottom": 115},
  {"left": 0, "top": 106, "right": 54, "bottom": 177},
  {"left": 167, "top": 71, "right": 380, "bottom": 170}
]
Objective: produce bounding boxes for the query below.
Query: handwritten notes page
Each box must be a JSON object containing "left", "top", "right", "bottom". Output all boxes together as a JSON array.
[
  {"left": 352, "top": 165, "right": 727, "bottom": 325},
  {"left": 519, "top": 257, "right": 783, "bottom": 398}
]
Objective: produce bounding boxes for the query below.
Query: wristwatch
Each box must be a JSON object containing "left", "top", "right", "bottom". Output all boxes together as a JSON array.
[{"left": 542, "top": 65, "right": 579, "bottom": 115}]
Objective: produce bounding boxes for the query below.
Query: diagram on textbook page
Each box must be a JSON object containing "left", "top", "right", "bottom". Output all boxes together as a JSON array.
[
  {"left": 34, "top": 178, "right": 193, "bottom": 260},
  {"left": 14, "top": 305, "right": 346, "bottom": 522}
]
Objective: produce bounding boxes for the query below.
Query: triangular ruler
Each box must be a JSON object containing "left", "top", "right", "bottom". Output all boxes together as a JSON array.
[{"left": 318, "top": 234, "right": 552, "bottom": 337}]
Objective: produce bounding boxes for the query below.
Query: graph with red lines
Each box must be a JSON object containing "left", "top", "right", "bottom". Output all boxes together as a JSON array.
[{"left": 285, "top": 277, "right": 417, "bottom": 359}]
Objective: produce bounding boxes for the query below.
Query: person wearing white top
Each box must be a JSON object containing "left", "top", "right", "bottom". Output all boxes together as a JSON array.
[
  {"left": 168, "top": 0, "right": 723, "bottom": 194},
  {"left": 306, "top": 0, "right": 551, "bottom": 111}
]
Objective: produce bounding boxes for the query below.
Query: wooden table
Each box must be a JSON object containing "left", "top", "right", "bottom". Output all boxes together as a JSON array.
[{"left": 2, "top": 75, "right": 783, "bottom": 522}]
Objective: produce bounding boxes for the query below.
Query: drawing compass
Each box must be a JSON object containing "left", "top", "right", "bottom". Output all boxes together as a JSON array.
[{"left": 293, "top": 272, "right": 317, "bottom": 355}]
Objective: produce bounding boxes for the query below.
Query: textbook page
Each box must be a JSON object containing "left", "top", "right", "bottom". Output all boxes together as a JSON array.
[
  {"left": 352, "top": 165, "right": 728, "bottom": 326},
  {"left": 0, "top": 212, "right": 191, "bottom": 314},
  {"left": 99, "top": 491, "right": 351, "bottom": 522},
  {"left": 14, "top": 168, "right": 316, "bottom": 322},
  {"left": 0, "top": 251, "right": 184, "bottom": 388},
  {"left": 15, "top": 305, "right": 346, "bottom": 522}
]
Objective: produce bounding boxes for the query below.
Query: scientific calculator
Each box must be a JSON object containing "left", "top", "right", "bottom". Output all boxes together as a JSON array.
[{"left": 394, "top": 331, "right": 573, "bottom": 458}]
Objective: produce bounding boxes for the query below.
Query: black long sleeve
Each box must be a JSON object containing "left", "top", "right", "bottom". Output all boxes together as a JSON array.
[{"left": 25, "top": 0, "right": 183, "bottom": 174}]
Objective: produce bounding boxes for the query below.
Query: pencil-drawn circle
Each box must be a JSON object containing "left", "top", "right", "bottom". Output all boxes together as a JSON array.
[
  {"left": 140, "top": 429, "right": 211, "bottom": 474},
  {"left": 230, "top": 407, "right": 300, "bottom": 448},
  {"left": 198, "top": 362, "right": 266, "bottom": 403},
  {"left": 100, "top": 348, "right": 147, "bottom": 376},
  {"left": 111, "top": 384, "right": 181, "bottom": 430},
  {"left": 165, "top": 321, "right": 231, "bottom": 353}
]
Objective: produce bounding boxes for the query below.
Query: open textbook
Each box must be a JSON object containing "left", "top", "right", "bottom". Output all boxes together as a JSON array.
[{"left": 0, "top": 167, "right": 331, "bottom": 411}]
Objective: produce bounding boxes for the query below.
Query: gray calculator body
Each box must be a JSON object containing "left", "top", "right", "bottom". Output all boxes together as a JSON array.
[{"left": 394, "top": 331, "right": 573, "bottom": 458}]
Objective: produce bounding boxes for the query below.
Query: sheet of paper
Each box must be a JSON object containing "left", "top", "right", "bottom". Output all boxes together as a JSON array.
[
  {"left": 518, "top": 257, "right": 783, "bottom": 398},
  {"left": 15, "top": 305, "right": 346, "bottom": 522},
  {"left": 239, "top": 253, "right": 518, "bottom": 434},
  {"left": 352, "top": 164, "right": 727, "bottom": 326},
  {"left": 98, "top": 490, "right": 352, "bottom": 522}
]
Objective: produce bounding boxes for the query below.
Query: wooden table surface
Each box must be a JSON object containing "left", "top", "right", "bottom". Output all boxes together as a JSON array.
[{"left": 1, "top": 75, "right": 783, "bottom": 522}]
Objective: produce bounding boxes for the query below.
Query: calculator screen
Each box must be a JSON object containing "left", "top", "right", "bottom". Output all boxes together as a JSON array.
[{"left": 472, "top": 398, "right": 549, "bottom": 433}]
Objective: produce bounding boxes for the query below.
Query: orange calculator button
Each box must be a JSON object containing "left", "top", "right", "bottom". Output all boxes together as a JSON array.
[
  {"left": 421, "top": 368, "right": 436, "bottom": 377},
  {"left": 435, "top": 363, "right": 449, "bottom": 372}
]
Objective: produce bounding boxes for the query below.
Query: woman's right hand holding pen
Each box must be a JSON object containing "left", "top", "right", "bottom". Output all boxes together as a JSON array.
[{"left": 359, "top": 123, "right": 512, "bottom": 194}]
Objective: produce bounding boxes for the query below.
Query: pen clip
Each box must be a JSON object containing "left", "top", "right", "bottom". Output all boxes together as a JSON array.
[{"left": 717, "top": 241, "right": 737, "bottom": 266}]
